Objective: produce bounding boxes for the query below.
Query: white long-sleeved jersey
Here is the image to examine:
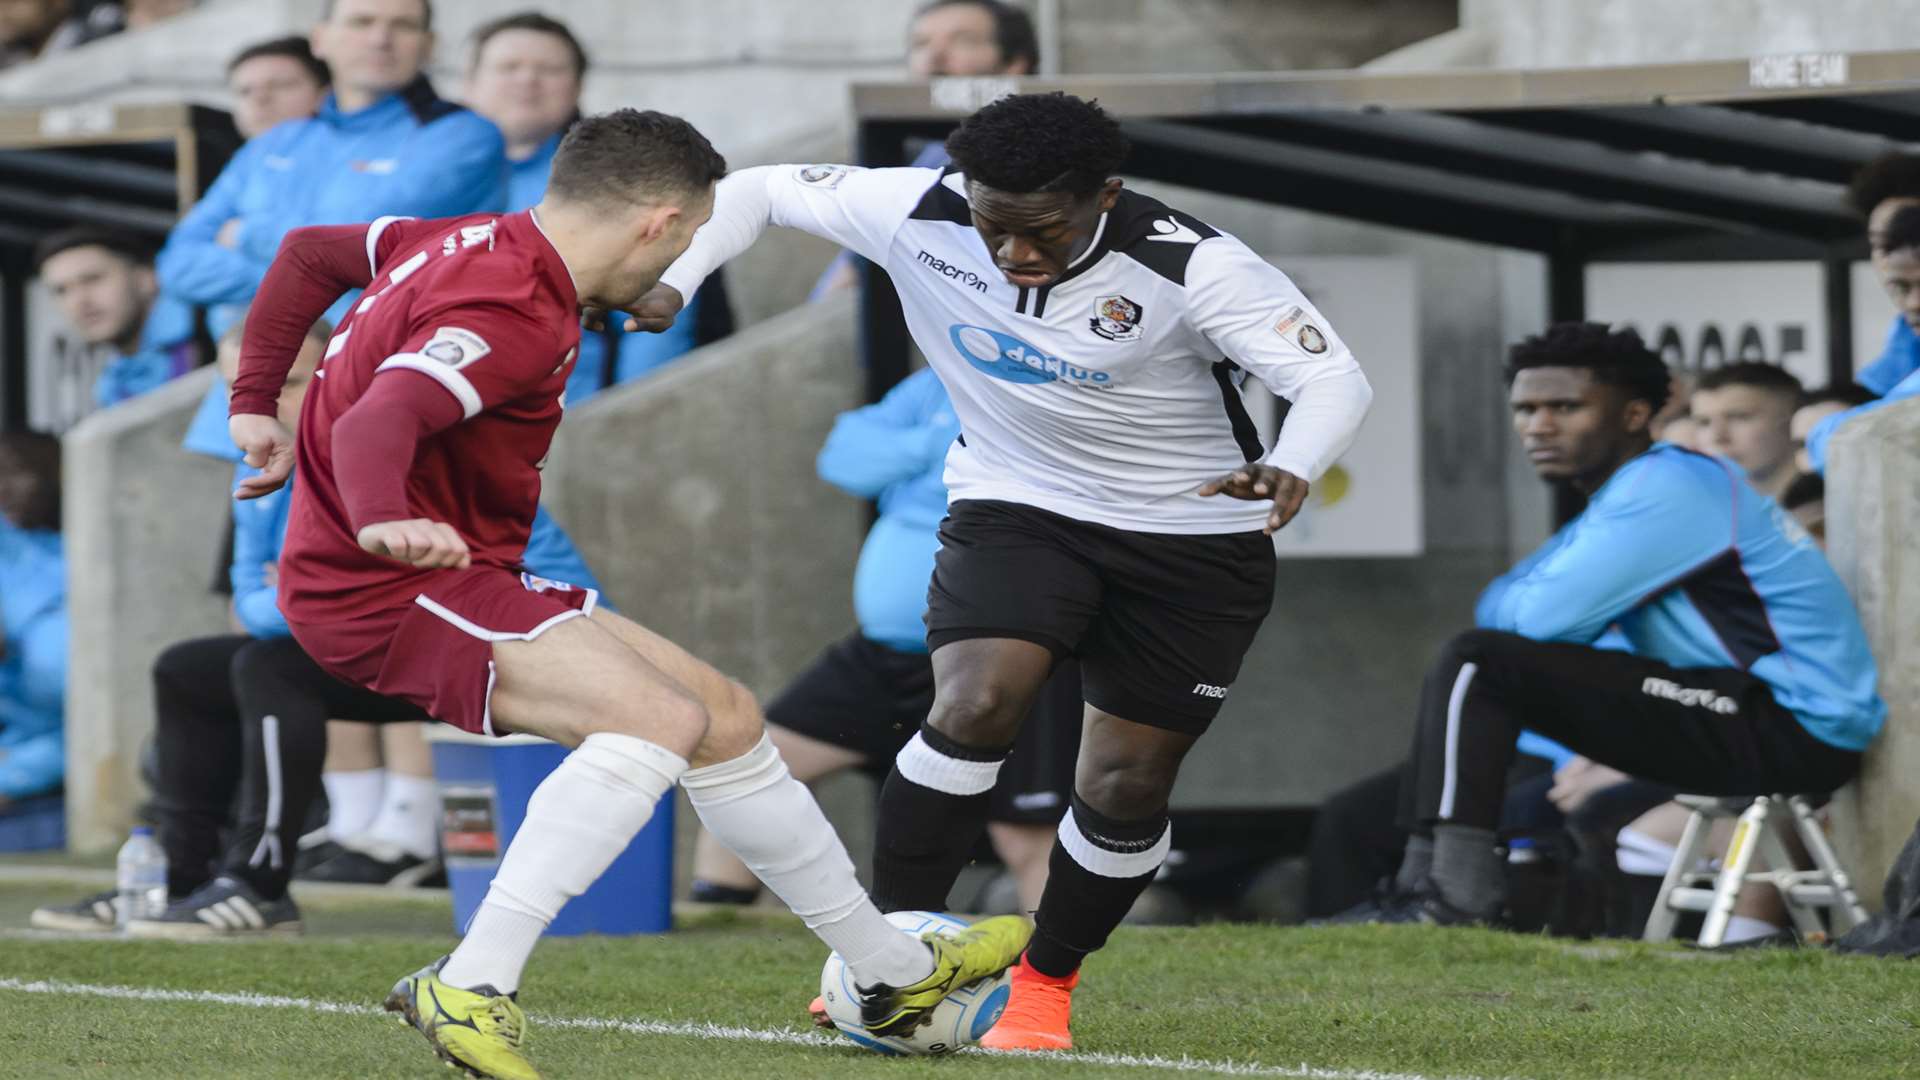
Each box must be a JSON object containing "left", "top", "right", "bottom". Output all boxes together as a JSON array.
[{"left": 661, "top": 164, "right": 1374, "bottom": 535}]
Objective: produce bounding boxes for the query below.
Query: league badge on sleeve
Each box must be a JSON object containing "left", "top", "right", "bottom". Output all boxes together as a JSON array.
[
  {"left": 1089, "top": 294, "right": 1144, "bottom": 342},
  {"left": 422, "top": 327, "right": 492, "bottom": 369},
  {"left": 1297, "top": 323, "right": 1329, "bottom": 354},
  {"left": 797, "top": 164, "right": 856, "bottom": 189}
]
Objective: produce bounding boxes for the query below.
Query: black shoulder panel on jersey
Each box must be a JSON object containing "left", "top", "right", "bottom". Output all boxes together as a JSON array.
[
  {"left": 1104, "top": 189, "right": 1222, "bottom": 286},
  {"left": 910, "top": 170, "right": 975, "bottom": 226},
  {"left": 401, "top": 75, "right": 465, "bottom": 125}
]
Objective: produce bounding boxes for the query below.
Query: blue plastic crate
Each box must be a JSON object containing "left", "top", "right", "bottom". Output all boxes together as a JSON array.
[{"left": 430, "top": 733, "right": 672, "bottom": 936}]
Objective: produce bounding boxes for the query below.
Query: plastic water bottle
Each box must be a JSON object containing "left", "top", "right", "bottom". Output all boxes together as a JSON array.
[{"left": 115, "top": 826, "right": 168, "bottom": 928}]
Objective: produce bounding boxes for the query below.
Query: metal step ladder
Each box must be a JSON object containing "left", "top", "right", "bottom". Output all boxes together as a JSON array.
[{"left": 1644, "top": 794, "right": 1869, "bottom": 947}]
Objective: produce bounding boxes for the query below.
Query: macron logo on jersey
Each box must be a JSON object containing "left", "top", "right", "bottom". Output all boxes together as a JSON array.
[
  {"left": 1191, "top": 682, "right": 1228, "bottom": 699},
  {"left": 950, "top": 324, "right": 1113, "bottom": 386},
  {"left": 916, "top": 249, "right": 989, "bottom": 293}
]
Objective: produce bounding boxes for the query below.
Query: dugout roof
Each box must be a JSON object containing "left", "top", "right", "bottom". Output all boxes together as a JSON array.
[{"left": 852, "top": 46, "right": 1920, "bottom": 390}]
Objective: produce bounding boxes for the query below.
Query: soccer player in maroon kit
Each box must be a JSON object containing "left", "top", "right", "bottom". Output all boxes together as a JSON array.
[{"left": 226, "top": 109, "right": 1029, "bottom": 1080}]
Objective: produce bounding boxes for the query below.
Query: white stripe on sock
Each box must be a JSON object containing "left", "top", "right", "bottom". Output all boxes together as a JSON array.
[
  {"left": 1057, "top": 807, "right": 1171, "bottom": 880},
  {"left": 894, "top": 730, "right": 1003, "bottom": 796},
  {"left": 1437, "top": 662, "right": 1478, "bottom": 821}
]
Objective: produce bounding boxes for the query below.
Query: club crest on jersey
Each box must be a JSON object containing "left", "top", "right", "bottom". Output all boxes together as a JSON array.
[
  {"left": 1088, "top": 295, "right": 1144, "bottom": 341},
  {"left": 797, "top": 164, "right": 853, "bottom": 189},
  {"left": 422, "top": 326, "right": 492, "bottom": 369},
  {"left": 1297, "top": 323, "right": 1329, "bottom": 354}
]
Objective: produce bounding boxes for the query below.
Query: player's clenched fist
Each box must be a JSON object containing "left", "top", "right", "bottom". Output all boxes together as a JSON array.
[
  {"left": 229, "top": 414, "right": 296, "bottom": 500},
  {"left": 356, "top": 519, "right": 473, "bottom": 569},
  {"left": 1198, "top": 464, "right": 1309, "bottom": 536}
]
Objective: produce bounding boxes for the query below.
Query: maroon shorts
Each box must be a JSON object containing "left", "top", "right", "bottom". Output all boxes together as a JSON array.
[{"left": 288, "top": 568, "right": 598, "bottom": 736}]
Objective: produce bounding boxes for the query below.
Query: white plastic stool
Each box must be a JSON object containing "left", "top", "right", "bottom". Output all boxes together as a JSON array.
[{"left": 1643, "top": 793, "right": 1869, "bottom": 947}]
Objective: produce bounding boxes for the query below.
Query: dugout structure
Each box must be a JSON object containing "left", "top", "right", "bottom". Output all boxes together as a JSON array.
[{"left": 0, "top": 103, "right": 238, "bottom": 431}]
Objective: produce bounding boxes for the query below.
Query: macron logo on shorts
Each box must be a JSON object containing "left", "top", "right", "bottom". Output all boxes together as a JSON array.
[
  {"left": 1641, "top": 677, "right": 1739, "bottom": 715},
  {"left": 1191, "top": 682, "right": 1228, "bottom": 699}
]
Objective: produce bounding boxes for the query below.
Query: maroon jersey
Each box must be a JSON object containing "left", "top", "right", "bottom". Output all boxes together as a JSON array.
[{"left": 279, "top": 212, "right": 580, "bottom": 624}]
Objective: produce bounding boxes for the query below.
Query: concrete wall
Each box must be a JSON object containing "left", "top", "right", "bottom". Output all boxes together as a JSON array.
[
  {"left": 63, "top": 368, "right": 234, "bottom": 853},
  {"left": 538, "top": 294, "right": 865, "bottom": 697},
  {"left": 1460, "top": 0, "right": 1920, "bottom": 67},
  {"left": 1825, "top": 398, "right": 1920, "bottom": 901}
]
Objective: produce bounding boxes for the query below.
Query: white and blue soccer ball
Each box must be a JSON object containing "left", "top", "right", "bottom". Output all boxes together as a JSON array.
[{"left": 818, "top": 910, "right": 1012, "bottom": 1056}]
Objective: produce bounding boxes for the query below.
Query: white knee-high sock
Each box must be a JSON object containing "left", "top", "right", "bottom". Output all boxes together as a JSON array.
[
  {"left": 682, "top": 734, "right": 934, "bottom": 988},
  {"left": 440, "top": 733, "right": 686, "bottom": 994}
]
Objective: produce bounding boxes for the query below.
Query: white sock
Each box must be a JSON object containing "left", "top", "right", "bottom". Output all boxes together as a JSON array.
[
  {"left": 1722, "top": 914, "right": 1782, "bottom": 944},
  {"left": 358, "top": 772, "right": 440, "bottom": 860},
  {"left": 682, "top": 734, "right": 934, "bottom": 988},
  {"left": 322, "top": 768, "right": 385, "bottom": 843},
  {"left": 439, "top": 733, "right": 687, "bottom": 994}
]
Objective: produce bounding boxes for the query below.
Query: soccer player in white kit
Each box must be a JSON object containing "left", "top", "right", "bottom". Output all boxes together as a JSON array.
[{"left": 639, "top": 92, "right": 1373, "bottom": 1049}]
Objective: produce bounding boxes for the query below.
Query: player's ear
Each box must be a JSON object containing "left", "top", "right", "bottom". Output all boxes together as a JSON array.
[
  {"left": 1622, "top": 395, "right": 1654, "bottom": 435},
  {"left": 1097, "top": 178, "right": 1123, "bottom": 214}
]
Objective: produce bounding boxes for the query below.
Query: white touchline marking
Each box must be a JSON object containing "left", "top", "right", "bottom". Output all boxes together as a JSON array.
[{"left": 0, "top": 975, "right": 1495, "bottom": 1080}]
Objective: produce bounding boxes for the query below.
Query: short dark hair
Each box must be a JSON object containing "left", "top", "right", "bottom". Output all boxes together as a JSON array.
[
  {"left": 320, "top": 0, "right": 432, "bottom": 30},
  {"left": 547, "top": 109, "right": 727, "bottom": 208},
  {"left": 914, "top": 0, "right": 1040, "bottom": 73},
  {"left": 1695, "top": 361, "right": 1804, "bottom": 401},
  {"left": 1781, "top": 470, "right": 1825, "bottom": 513},
  {"left": 945, "top": 92, "right": 1129, "bottom": 197},
  {"left": 1504, "top": 322, "right": 1672, "bottom": 413},
  {"left": 32, "top": 227, "right": 154, "bottom": 274},
  {"left": 228, "top": 35, "right": 330, "bottom": 85},
  {"left": 1847, "top": 152, "right": 1920, "bottom": 218},
  {"left": 0, "top": 432, "right": 61, "bottom": 532},
  {"left": 1881, "top": 203, "right": 1920, "bottom": 255},
  {"left": 470, "top": 11, "right": 587, "bottom": 80},
  {"left": 1803, "top": 382, "right": 1879, "bottom": 409}
]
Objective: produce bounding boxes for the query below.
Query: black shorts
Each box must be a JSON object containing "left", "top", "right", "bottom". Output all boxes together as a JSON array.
[
  {"left": 767, "top": 631, "right": 1082, "bottom": 825},
  {"left": 926, "top": 499, "right": 1275, "bottom": 735}
]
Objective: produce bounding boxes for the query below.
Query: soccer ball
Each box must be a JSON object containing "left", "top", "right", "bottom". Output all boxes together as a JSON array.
[{"left": 818, "top": 910, "right": 1012, "bottom": 1056}]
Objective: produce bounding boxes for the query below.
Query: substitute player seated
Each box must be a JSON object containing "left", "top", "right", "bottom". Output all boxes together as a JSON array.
[{"left": 1368, "top": 323, "right": 1884, "bottom": 926}]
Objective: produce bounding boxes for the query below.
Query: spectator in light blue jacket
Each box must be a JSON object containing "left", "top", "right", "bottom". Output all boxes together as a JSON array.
[
  {"left": 156, "top": 0, "right": 507, "bottom": 336},
  {"left": 1847, "top": 152, "right": 1920, "bottom": 394},
  {"left": 1806, "top": 203, "right": 1920, "bottom": 474},
  {"left": 1366, "top": 323, "right": 1882, "bottom": 928},
  {"left": 463, "top": 11, "right": 716, "bottom": 404},
  {"left": 33, "top": 228, "right": 199, "bottom": 410},
  {"left": 0, "top": 433, "right": 66, "bottom": 808}
]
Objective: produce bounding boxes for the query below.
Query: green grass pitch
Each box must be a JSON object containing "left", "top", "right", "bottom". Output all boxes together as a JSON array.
[{"left": 0, "top": 878, "right": 1913, "bottom": 1079}]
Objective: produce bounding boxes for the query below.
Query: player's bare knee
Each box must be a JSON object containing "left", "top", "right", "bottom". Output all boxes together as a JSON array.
[
  {"left": 1075, "top": 758, "right": 1177, "bottom": 820},
  {"left": 926, "top": 683, "right": 1023, "bottom": 747},
  {"left": 689, "top": 681, "right": 766, "bottom": 766}
]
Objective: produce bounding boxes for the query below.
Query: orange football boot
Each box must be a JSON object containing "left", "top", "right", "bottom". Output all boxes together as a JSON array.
[{"left": 978, "top": 957, "right": 1078, "bottom": 1050}]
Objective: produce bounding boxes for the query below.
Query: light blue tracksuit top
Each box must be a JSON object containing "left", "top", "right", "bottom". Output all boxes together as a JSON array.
[
  {"left": 816, "top": 368, "right": 961, "bottom": 654},
  {"left": 1477, "top": 443, "right": 1885, "bottom": 751}
]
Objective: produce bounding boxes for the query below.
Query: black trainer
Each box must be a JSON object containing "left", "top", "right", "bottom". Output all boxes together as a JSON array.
[
  {"left": 29, "top": 889, "right": 123, "bottom": 933},
  {"left": 125, "top": 875, "right": 303, "bottom": 940},
  {"left": 300, "top": 842, "right": 440, "bottom": 887}
]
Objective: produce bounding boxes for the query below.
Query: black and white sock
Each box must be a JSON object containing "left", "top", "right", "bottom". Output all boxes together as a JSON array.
[
  {"left": 1026, "top": 794, "right": 1171, "bottom": 978},
  {"left": 870, "top": 727, "right": 1010, "bottom": 913}
]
